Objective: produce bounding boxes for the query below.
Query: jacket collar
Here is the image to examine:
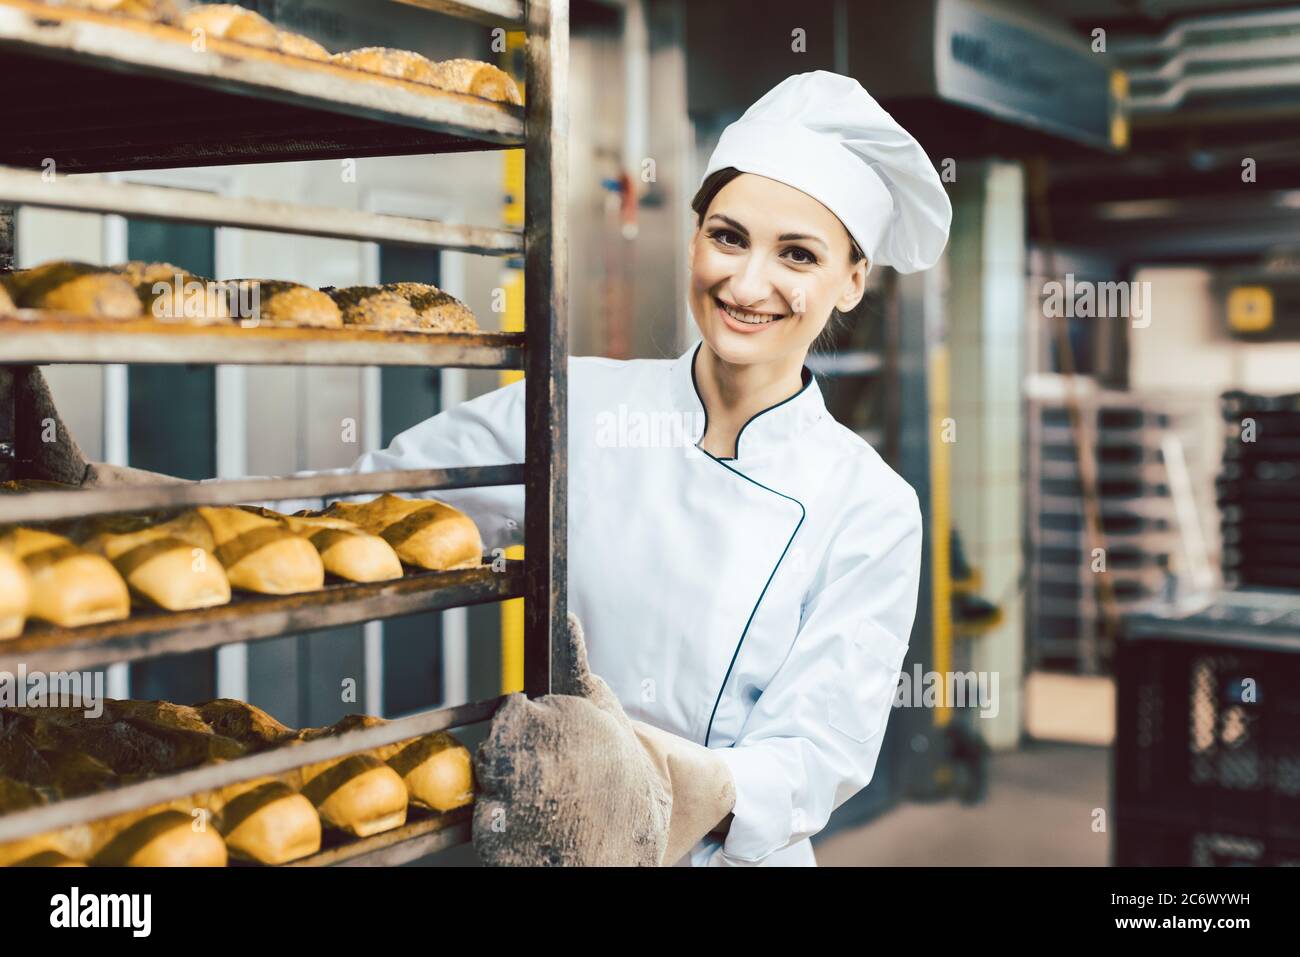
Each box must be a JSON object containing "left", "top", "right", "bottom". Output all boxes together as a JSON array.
[{"left": 669, "top": 339, "right": 827, "bottom": 461}]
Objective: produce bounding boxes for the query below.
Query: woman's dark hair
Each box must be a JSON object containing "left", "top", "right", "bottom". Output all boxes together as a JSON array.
[{"left": 690, "top": 166, "right": 866, "bottom": 266}]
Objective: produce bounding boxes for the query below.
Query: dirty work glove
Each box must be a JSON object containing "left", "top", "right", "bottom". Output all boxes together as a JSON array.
[
  {"left": 11, "top": 366, "right": 190, "bottom": 488},
  {"left": 472, "top": 612, "right": 736, "bottom": 866}
]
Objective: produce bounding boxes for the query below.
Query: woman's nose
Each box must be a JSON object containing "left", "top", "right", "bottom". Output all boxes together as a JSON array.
[{"left": 727, "top": 254, "right": 776, "bottom": 307}]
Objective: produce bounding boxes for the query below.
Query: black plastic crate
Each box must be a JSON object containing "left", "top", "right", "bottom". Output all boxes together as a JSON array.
[
  {"left": 1116, "top": 593, "right": 1300, "bottom": 855},
  {"left": 1115, "top": 811, "right": 1300, "bottom": 865}
]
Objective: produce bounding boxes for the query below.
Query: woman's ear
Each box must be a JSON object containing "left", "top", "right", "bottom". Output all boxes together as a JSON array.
[{"left": 837, "top": 259, "right": 868, "bottom": 313}]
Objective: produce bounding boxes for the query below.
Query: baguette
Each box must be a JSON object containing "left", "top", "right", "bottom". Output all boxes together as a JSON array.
[
  {"left": 0, "top": 528, "right": 130, "bottom": 628},
  {"left": 75, "top": 513, "right": 231, "bottom": 612},
  {"left": 244, "top": 507, "right": 403, "bottom": 583},
  {"left": 182, "top": 3, "right": 279, "bottom": 50},
  {"left": 1, "top": 262, "right": 142, "bottom": 320},
  {"left": 314, "top": 493, "right": 483, "bottom": 571}
]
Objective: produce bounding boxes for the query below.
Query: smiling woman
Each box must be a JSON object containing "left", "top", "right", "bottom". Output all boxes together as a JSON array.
[{"left": 686, "top": 167, "right": 871, "bottom": 458}]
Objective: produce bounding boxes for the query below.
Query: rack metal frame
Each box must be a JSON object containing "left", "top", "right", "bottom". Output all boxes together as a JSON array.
[{"left": 0, "top": 0, "right": 568, "bottom": 864}]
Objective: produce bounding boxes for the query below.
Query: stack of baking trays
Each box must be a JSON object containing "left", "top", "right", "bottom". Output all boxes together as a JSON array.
[
  {"left": 0, "top": 0, "right": 569, "bottom": 865},
  {"left": 1219, "top": 390, "right": 1300, "bottom": 591}
]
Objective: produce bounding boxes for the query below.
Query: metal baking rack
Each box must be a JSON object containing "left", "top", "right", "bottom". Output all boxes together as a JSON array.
[{"left": 0, "top": 0, "right": 568, "bottom": 865}]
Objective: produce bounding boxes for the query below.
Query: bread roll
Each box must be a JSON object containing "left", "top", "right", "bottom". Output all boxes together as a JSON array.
[
  {"left": 112, "top": 261, "right": 231, "bottom": 324},
  {"left": 92, "top": 809, "right": 228, "bottom": 866},
  {"left": 204, "top": 779, "right": 320, "bottom": 863},
  {"left": 326, "top": 283, "right": 478, "bottom": 333},
  {"left": 77, "top": 514, "right": 231, "bottom": 612},
  {"left": 428, "top": 58, "right": 523, "bottom": 105},
  {"left": 227, "top": 279, "right": 342, "bottom": 329},
  {"left": 330, "top": 47, "right": 440, "bottom": 86},
  {"left": 384, "top": 282, "right": 478, "bottom": 332},
  {"left": 277, "top": 29, "right": 330, "bottom": 61},
  {"left": 0, "top": 280, "right": 15, "bottom": 315},
  {"left": 245, "top": 507, "right": 402, "bottom": 583},
  {"left": 182, "top": 3, "right": 279, "bottom": 49},
  {"left": 287, "top": 753, "right": 407, "bottom": 837},
  {"left": 2, "top": 262, "right": 141, "bottom": 320},
  {"left": 0, "top": 541, "right": 32, "bottom": 640},
  {"left": 166, "top": 507, "right": 322, "bottom": 595},
  {"left": 0, "top": 527, "right": 130, "bottom": 627},
  {"left": 315, "top": 494, "right": 482, "bottom": 571},
  {"left": 325, "top": 285, "right": 418, "bottom": 331},
  {"left": 309, "top": 715, "right": 474, "bottom": 812},
  {"left": 195, "top": 698, "right": 296, "bottom": 748},
  {"left": 47, "top": 0, "right": 181, "bottom": 24}
]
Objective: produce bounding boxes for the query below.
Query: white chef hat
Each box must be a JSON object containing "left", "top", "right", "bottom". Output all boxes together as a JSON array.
[{"left": 702, "top": 70, "right": 952, "bottom": 274}]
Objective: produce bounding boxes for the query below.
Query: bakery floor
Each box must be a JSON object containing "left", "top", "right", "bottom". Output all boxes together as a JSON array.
[
  {"left": 412, "top": 739, "right": 1111, "bottom": 866},
  {"left": 814, "top": 740, "right": 1112, "bottom": 867}
]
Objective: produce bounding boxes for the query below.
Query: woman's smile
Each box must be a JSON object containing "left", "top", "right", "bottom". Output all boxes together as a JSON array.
[{"left": 715, "top": 295, "right": 787, "bottom": 333}]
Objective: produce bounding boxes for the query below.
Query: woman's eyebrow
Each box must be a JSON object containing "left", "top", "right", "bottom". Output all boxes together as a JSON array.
[
  {"left": 774, "top": 231, "right": 826, "bottom": 247},
  {"left": 707, "top": 214, "right": 748, "bottom": 236}
]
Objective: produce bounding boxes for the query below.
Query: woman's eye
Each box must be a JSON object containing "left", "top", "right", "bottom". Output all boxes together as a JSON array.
[
  {"left": 785, "top": 247, "right": 817, "bottom": 265},
  {"left": 711, "top": 229, "right": 743, "bottom": 247}
]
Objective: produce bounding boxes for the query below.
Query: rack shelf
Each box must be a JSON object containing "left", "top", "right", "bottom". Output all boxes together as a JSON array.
[
  {"left": 0, "top": 696, "right": 502, "bottom": 844},
  {"left": 0, "top": 562, "right": 523, "bottom": 674},
  {"left": 285, "top": 805, "right": 472, "bottom": 867},
  {"left": 0, "top": 167, "right": 523, "bottom": 256},
  {"left": 0, "top": 315, "right": 525, "bottom": 368},
  {"left": 0, "top": 464, "right": 525, "bottom": 524},
  {"left": 0, "top": 0, "right": 524, "bottom": 173}
]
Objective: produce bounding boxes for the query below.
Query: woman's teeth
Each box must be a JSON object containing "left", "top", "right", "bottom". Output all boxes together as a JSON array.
[{"left": 718, "top": 299, "right": 783, "bottom": 325}]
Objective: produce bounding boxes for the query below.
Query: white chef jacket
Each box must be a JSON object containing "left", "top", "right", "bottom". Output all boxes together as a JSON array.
[{"left": 305, "top": 338, "right": 922, "bottom": 867}]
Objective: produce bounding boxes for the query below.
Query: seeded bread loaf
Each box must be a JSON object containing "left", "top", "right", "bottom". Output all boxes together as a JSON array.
[{"left": 1, "top": 262, "right": 142, "bottom": 319}]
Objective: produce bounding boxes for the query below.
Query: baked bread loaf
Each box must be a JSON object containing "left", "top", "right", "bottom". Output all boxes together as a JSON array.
[
  {"left": 285, "top": 753, "right": 408, "bottom": 837},
  {"left": 325, "top": 283, "right": 478, "bottom": 333},
  {"left": 1, "top": 262, "right": 142, "bottom": 319},
  {"left": 228, "top": 279, "right": 342, "bottom": 329},
  {"left": 384, "top": 282, "right": 478, "bottom": 332},
  {"left": 75, "top": 513, "right": 231, "bottom": 612},
  {"left": 92, "top": 809, "right": 228, "bottom": 866},
  {"left": 112, "top": 261, "right": 231, "bottom": 324},
  {"left": 184, "top": 507, "right": 324, "bottom": 594},
  {"left": 0, "top": 541, "right": 32, "bottom": 640},
  {"left": 276, "top": 29, "right": 330, "bottom": 61},
  {"left": 44, "top": 0, "right": 181, "bottom": 24},
  {"left": 331, "top": 47, "right": 440, "bottom": 86},
  {"left": 0, "top": 528, "right": 130, "bottom": 628},
  {"left": 428, "top": 58, "right": 522, "bottom": 105},
  {"left": 308, "top": 714, "right": 474, "bottom": 812},
  {"left": 314, "top": 493, "right": 483, "bottom": 571},
  {"left": 0, "top": 280, "right": 14, "bottom": 315},
  {"left": 245, "top": 507, "right": 403, "bottom": 583},
  {"left": 182, "top": 3, "right": 279, "bottom": 50},
  {"left": 326, "top": 285, "right": 418, "bottom": 331}
]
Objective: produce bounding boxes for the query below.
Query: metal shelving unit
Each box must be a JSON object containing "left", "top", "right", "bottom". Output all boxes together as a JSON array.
[{"left": 0, "top": 0, "right": 568, "bottom": 865}]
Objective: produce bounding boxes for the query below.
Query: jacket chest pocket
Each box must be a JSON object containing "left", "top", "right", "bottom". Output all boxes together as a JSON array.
[{"left": 827, "top": 619, "right": 910, "bottom": 744}]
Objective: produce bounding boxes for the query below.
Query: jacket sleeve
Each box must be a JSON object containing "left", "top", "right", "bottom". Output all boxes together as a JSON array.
[
  {"left": 692, "top": 483, "right": 923, "bottom": 866},
  {"left": 250, "top": 375, "right": 528, "bottom": 552}
]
